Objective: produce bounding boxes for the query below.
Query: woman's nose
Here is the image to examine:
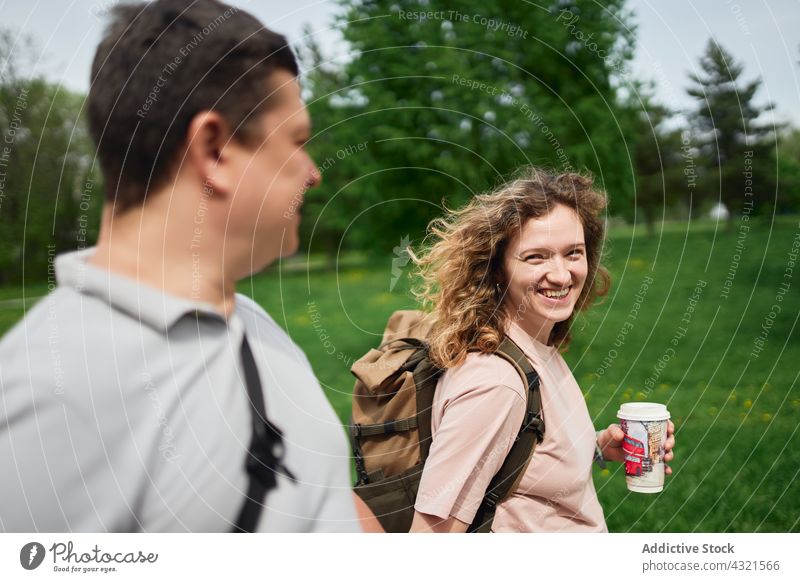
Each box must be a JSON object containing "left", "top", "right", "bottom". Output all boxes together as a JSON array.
[{"left": 546, "top": 257, "right": 572, "bottom": 286}]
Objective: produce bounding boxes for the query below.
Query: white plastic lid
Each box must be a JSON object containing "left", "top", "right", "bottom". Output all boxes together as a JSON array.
[{"left": 617, "top": 402, "right": 670, "bottom": 421}]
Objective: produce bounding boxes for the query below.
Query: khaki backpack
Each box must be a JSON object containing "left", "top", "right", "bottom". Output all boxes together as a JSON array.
[{"left": 349, "top": 310, "right": 545, "bottom": 533}]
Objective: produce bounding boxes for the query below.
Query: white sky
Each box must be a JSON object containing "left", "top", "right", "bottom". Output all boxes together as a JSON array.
[{"left": 1, "top": 0, "right": 798, "bottom": 126}]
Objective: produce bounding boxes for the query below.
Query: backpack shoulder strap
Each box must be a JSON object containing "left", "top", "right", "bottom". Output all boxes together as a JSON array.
[
  {"left": 468, "top": 336, "right": 544, "bottom": 533},
  {"left": 411, "top": 354, "right": 443, "bottom": 462},
  {"left": 232, "top": 336, "right": 296, "bottom": 533}
]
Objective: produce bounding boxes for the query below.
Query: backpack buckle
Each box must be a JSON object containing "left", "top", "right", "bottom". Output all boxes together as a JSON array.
[
  {"left": 523, "top": 411, "right": 544, "bottom": 440},
  {"left": 484, "top": 490, "right": 500, "bottom": 510},
  {"left": 248, "top": 421, "right": 296, "bottom": 485}
]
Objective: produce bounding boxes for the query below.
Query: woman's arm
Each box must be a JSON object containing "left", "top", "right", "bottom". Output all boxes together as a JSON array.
[{"left": 410, "top": 510, "right": 469, "bottom": 533}]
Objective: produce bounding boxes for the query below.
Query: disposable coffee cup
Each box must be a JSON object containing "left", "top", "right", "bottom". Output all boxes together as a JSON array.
[{"left": 617, "top": 402, "right": 670, "bottom": 493}]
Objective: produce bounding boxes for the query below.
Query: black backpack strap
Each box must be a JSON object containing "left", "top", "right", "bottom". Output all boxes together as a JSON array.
[
  {"left": 468, "top": 336, "right": 544, "bottom": 533},
  {"left": 412, "top": 355, "right": 443, "bottom": 462},
  {"left": 232, "top": 335, "right": 295, "bottom": 533}
]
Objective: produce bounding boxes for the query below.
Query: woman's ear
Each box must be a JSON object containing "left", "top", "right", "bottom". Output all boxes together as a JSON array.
[{"left": 185, "top": 110, "right": 236, "bottom": 197}]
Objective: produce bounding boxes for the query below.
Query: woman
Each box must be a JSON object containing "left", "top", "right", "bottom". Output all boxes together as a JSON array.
[{"left": 409, "top": 168, "right": 676, "bottom": 533}]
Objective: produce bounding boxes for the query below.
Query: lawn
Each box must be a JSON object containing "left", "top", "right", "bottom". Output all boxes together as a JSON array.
[{"left": 1, "top": 215, "right": 798, "bottom": 532}]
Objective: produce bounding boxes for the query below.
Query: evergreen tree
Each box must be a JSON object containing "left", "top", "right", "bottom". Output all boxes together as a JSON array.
[{"left": 686, "top": 39, "right": 777, "bottom": 226}]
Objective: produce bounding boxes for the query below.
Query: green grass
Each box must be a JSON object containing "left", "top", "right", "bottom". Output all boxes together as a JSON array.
[
  {"left": 1, "top": 215, "right": 798, "bottom": 532},
  {"left": 572, "top": 215, "right": 800, "bottom": 532}
]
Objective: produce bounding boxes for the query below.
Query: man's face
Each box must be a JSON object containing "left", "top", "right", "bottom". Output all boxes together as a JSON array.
[{"left": 227, "top": 69, "right": 320, "bottom": 272}]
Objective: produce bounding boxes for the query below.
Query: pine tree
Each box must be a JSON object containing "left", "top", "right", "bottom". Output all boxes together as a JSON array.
[{"left": 686, "top": 39, "right": 777, "bottom": 226}]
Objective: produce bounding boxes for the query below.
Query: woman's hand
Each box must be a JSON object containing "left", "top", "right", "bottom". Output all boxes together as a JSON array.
[{"left": 597, "top": 420, "right": 676, "bottom": 475}]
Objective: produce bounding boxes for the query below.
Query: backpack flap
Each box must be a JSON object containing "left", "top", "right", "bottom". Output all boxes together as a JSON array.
[
  {"left": 381, "top": 309, "right": 435, "bottom": 344},
  {"left": 350, "top": 310, "right": 448, "bottom": 531},
  {"left": 351, "top": 340, "right": 426, "bottom": 483}
]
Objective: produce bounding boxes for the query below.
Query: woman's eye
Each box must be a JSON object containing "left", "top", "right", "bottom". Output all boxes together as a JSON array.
[
  {"left": 569, "top": 249, "right": 584, "bottom": 257},
  {"left": 525, "top": 254, "right": 544, "bottom": 261}
]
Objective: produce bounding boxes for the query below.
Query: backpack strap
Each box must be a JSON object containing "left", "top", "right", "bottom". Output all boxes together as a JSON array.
[
  {"left": 468, "top": 336, "right": 544, "bottom": 533},
  {"left": 412, "top": 354, "right": 443, "bottom": 462},
  {"left": 232, "top": 336, "right": 296, "bottom": 533},
  {"left": 351, "top": 417, "right": 418, "bottom": 438}
]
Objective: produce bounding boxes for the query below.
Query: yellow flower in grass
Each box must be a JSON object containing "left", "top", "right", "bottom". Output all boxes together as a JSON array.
[
  {"left": 630, "top": 258, "right": 646, "bottom": 270},
  {"left": 370, "top": 292, "right": 394, "bottom": 305},
  {"left": 761, "top": 413, "right": 772, "bottom": 423},
  {"left": 743, "top": 399, "right": 753, "bottom": 410}
]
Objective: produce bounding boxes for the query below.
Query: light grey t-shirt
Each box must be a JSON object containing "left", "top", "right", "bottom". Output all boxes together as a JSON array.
[{"left": 0, "top": 247, "right": 359, "bottom": 532}]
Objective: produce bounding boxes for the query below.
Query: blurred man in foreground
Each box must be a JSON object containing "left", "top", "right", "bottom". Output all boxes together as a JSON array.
[{"left": 0, "top": 0, "right": 379, "bottom": 532}]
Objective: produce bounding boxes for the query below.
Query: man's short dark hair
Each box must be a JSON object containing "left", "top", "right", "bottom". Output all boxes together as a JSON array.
[{"left": 88, "top": 0, "right": 299, "bottom": 212}]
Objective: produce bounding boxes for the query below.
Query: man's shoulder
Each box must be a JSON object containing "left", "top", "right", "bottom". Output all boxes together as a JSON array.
[
  {"left": 234, "top": 293, "right": 278, "bottom": 327},
  {"left": 234, "top": 293, "right": 312, "bottom": 368},
  {"left": 234, "top": 293, "right": 288, "bottom": 346},
  {"left": 0, "top": 285, "right": 155, "bottom": 396},
  {"left": 0, "top": 287, "right": 76, "bottom": 355}
]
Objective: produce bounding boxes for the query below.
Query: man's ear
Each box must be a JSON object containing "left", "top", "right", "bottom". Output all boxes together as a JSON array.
[{"left": 185, "top": 110, "right": 240, "bottom": 197}]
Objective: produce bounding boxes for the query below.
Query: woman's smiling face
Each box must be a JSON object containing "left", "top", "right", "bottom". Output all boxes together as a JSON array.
[{"left": 501, "top": 204, "right": 589, "bottom": 344}]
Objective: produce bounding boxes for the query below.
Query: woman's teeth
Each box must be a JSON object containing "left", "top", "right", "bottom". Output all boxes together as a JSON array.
[{"left": 539, "top": 287, "right": 571, "bottom": 299}]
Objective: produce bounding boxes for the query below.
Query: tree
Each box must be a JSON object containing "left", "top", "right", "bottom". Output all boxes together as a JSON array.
[
  {"left": 0, "top": 28, "right": 101, "bottom": 284},
  {"left": 626, "top": 85, "right": 685, "bottom": 235},
  {"left": 686, "top": 39, "right": 777, "bottom": 227},
  {"left": 774, "top": 126, "right": 800, "bottom": 214},
  {"left": 296, "top": 24, "right": 381, "bottom": 258},
  {"left": 301, "top": 0, "right": 638, "bottom": 255}
]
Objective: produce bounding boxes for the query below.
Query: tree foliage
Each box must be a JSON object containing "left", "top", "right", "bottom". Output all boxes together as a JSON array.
[
  {"left": 625, "top": 84, "right": 686, "bottom": 235},
  {"left": 774, "top": 126, "right": 800, "bottom": 214},
  {"left": 0, "top": 28, "right": 102, "bottom": 284},
  {"left": 300, "top": 0, "right": 638, "bottom": 254}
]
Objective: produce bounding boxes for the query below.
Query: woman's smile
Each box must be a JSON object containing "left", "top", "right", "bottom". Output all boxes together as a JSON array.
[{"left": 536, "top": 285, "right": 574, "bottom": 304}]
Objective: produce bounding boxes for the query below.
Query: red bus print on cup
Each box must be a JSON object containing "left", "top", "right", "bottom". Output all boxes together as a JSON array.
[{"left": 623, "top": 434, "right": 645, "bottom": 477}]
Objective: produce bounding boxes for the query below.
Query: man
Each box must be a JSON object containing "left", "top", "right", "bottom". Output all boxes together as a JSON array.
[{"left": 0, "top": 0, "right": 378, "bottom": 532}]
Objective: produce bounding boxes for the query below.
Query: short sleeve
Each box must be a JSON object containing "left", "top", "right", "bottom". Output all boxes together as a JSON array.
[{"left": 414, "top": 353, "right": 526, "bottom": 525}]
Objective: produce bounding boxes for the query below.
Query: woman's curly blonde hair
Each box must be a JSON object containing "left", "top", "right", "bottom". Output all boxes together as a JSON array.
[{"left": 411, "top": 167, "right": 611, "bottom": 369}]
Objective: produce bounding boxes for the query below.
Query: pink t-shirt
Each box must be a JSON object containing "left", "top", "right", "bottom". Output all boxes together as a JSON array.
[{"left": 414, "top": 319, "right": 607, "bottom": 532}]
